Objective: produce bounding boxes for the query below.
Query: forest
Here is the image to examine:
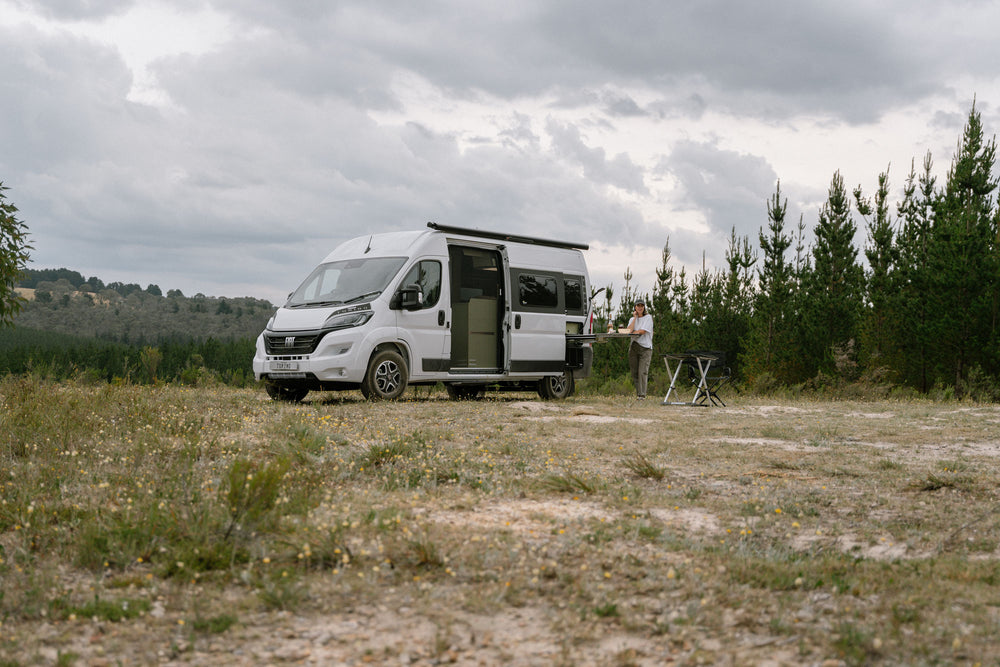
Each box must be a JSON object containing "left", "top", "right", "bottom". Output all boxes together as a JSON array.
[
  {"left": 0, "top": 268, "right": 270, "bottom": 385},
  {"left": 2, "top": 104, "right": 999, "bottom": 397},
  {"left": 589, "top": 103, "right": 1000, "bottom": 401}
]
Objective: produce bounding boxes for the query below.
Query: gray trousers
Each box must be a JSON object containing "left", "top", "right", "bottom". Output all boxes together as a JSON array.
[{"left": 628, "top": 342, "right": 653, "bottom": 397}]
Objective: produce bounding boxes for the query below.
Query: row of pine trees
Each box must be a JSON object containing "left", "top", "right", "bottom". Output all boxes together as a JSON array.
[{"left": 592, "top": 104, "right": 1000, "bottom": 398}]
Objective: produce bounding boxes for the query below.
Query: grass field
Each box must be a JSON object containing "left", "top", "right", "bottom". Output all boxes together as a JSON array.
[{"left": 3, "top": 376, "right": 1000, "bottom": 665}]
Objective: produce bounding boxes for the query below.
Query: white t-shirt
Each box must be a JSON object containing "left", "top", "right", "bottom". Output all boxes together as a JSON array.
[{"left": 629, "top": 313, "right": 654, "bottom": 349}]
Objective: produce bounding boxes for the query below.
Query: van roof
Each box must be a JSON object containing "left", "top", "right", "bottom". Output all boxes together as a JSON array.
[
  {"left": 427, "top": 222, "right": 589, "bottom": 250},
  {"left": 324, "top": 231, "right": 429, "bottom": 261},
  {"left": 323, "top": 224, "right": 589, "bottom": 265}
]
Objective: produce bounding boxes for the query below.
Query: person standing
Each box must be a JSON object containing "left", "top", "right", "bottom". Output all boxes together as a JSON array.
[{"left": 626, "top": 300, "right": 654, "bottom": 398}]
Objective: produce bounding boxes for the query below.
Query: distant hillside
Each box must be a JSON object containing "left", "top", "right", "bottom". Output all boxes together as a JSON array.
[{"left": 11, "top": 268, "right": 274, "bottom": 342}]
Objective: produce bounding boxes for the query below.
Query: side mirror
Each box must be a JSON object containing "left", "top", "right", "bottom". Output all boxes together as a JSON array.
[{"left": 399, "top": 284, "right": 424, "bottom": 310}]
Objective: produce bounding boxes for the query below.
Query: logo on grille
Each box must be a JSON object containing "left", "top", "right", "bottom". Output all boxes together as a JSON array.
[{"left": 284, "top": 336, "right": 296, "bottom": 347}]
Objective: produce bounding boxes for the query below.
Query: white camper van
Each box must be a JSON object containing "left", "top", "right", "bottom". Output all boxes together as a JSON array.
[{"left": 253, "top": 223, "right": 594, "bottom": 401}]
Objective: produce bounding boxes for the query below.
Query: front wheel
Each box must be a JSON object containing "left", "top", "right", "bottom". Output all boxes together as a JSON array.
[
  {"left": 537, "top": 372, "right": 574, "bottom": 400},
  {"left": 360, "top": 349, "right": 408, "bottom": 400}
]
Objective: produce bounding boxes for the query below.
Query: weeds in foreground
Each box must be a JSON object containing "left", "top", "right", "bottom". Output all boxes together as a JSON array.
[
  {"left": 191, "top": 612, "right": 238, "bottom": 634},
  {"left": 256, "top": 572, "right": 309, "bottom": 611},
  {"left": 535, "top": 472, "right": 598, "bottom": 494},
  {"left": 56, "top": 595, "right": 151, "bottom": 622},
  {"left": 620, "top": 449, "right": 666, "bottom": 480},
  {"left": 224, "top": 457, "right": 289, "bottom": 539},
  {"left": 5, "top": 377, "right": 1000, "bottom": 665}
]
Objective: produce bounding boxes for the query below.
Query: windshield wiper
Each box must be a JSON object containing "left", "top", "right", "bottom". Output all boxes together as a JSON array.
[
  {"left": 342, "top": 291, "right": 381, "bottom": 304},
  {"left": 288, "top": 299, "right": 343, "bottom": 308}
]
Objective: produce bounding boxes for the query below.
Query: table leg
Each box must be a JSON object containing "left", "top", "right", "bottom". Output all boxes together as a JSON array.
[
  {"left": 691, "top": 357, "right": 711, "bottom": 405},
  {"left": 662, "top": 357, "right": 686, "bottom": 404}
]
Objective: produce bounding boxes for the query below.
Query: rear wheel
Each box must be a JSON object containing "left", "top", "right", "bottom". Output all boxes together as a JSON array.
[
  {"left": 537, "top": 372, "right": 574, "bottom": 400},
  {"left": 360, "top": 349, "right": 408, "bottom": 400},
  {"left": 265, "top": 382, "right": 309, "bottom": 402}
]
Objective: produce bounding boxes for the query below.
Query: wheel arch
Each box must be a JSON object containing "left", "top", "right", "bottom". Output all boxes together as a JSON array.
[{"left": 368, "top": 340, "right": 410, "bottom": 371}]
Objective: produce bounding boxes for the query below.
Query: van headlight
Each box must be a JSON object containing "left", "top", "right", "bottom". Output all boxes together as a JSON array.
[{"left": 323, "top": 305, "right": 374, "bottom": 330}]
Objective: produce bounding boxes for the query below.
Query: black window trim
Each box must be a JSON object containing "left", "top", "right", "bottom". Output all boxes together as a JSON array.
[
  {"left": 563, "top": 274, "right": 587, "bottom": 316},
  {"left": 511, "top": 268, "right": 563, "bottom": 313},
  {"left": 395, "top": 258, "right": 443, "bottom": 310}
]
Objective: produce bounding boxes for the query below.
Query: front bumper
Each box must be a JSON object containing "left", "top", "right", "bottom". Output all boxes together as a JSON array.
[{"left": 253, "top": 327, "right": 381, "bottom": 385}]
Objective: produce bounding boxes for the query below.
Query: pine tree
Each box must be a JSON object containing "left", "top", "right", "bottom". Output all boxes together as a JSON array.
[
  {"left": 892, "top": 154, "right": 937, "bottom": 391},
  {"left": 613, "top": 267, "right": 647, "bottom": 328},
  {"left": 927, "top": 103, "right": 999, "bottom": 390},
  {"left": 650, "top": 240, "right": 679, "bottom": 354},
  {"left": 800, "top": 171, "right": 865, "bottom": 378},
  {"left": 717, "top": 229, "right": 756, "bottom": 377},
  {"left": 670, "top": 267, "right": 692, "bottom": 349},
  {"left": 743, "top": 181, "right": 795, "bottom": 384},
  {"left": 855, "top": 167, "right": 895, "bottom": 372}
]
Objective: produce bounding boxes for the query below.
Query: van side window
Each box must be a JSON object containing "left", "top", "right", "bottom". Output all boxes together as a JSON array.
[
  {"left": 565, "top": 277, "right": 584, "bottom": 313},
  {"left": 518, "top": 274, "right": 558, "bottom": 308},
  {"left": 400, "top": 260, "right": 442, "bottom": 309}
]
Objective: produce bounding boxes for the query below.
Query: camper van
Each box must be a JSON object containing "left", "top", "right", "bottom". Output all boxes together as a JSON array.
[{"left": 253, "top": 222, "right": 594, "bottom": 401}]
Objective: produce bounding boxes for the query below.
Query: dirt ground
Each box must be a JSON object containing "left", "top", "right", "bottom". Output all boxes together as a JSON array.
[{"left": 6, "top": 390, "right": 1000, "bottom": 666}]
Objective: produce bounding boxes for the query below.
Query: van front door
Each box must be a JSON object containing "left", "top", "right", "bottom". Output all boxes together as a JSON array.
[{"left": 395, "top": 259, "right": 449, "bottom": 376}]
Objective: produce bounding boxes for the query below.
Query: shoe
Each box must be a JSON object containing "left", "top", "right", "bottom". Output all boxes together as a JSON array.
[{"left": 637, "top": 396, "right": 645, "bottom": 400}]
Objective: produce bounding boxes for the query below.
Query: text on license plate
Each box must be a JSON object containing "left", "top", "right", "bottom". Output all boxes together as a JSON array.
[{"left": 271, "top": 361, "right": 299, "bottom": 371}]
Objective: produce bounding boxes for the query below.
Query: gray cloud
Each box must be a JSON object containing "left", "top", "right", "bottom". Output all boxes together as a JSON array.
[
  {"left": 546, "top": 119, "right": 648, "bottom": 195},
  {"left": 15, "top": 0, "right": 135, "bottom": 20},
  {"left": 661, "top": 139, "right": 779, "bottom": 240},
  {"left": 2, "top": 0, "right": 998, "bottom": 302},
  {"left": 198, "top": 0, "right": 958, "bottom": 123}
]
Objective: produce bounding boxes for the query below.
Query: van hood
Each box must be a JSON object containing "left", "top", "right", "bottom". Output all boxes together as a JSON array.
[{"left": 268, "top": 306, "right": 339, "bottom": 331}]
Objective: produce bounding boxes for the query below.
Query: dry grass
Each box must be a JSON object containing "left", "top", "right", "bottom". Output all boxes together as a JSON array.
[{"left": 3, "top": 376, "right": 1000, "bottom": 665}]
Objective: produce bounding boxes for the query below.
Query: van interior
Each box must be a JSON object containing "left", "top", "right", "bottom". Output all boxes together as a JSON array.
[{"left": 448, "top": 246, "right": 502, "bottom": 370}]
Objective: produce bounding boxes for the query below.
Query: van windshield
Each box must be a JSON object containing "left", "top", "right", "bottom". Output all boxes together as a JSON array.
[{"left": 286, "top": 257, "right": 407, "bottom": 308}]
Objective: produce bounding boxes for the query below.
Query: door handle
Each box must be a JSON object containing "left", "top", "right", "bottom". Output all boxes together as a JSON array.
[
  {"left": 515, "top": 314, "right": 521, "bottom": 329},
  {"left": 438, "top": 310, "right": 445, "bottom": 326}
]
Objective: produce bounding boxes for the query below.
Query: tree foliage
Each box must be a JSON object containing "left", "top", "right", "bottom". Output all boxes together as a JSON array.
[
  {"left": 742, "top": 180, "right": 795, "bottom": 384},
  {"left": 0, "top": 183, "right": 33, "bottom": 327},
  {"left": 1, "top": 267, "right": 272, "bottom": 386},
  {"left": 798, "top": 170, "right": 866, "bottom": 378},
  {"left": 927, "top": 104, "right": 999, "bottom": 390},
  {"left": 5, "top": 104, "right": 1000, "bottom": 397},
  {"left": 588, "top": 102, "right": 1000, "bottom": 398}
]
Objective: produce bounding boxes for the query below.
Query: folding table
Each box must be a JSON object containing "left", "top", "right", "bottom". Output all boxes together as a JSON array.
[{"left": 661, "top": 352, "right": 722, "bottom": 406}]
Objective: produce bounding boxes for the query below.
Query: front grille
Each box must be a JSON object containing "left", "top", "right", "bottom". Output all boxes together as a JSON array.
[{"left": 264, "top": 332, "right": 323, "bottom": 355}]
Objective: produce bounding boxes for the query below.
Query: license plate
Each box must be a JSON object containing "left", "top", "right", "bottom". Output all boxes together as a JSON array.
[{"left": 271, "top": 361, "right": 299, "bottom": 371}]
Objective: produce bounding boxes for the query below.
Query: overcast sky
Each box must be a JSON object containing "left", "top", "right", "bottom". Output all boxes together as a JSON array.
[{"left": 2, "top": 0, "right": 999, "bottom": 304}]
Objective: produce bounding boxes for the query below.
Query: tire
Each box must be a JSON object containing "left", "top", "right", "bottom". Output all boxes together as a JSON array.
[
  {"left": 360, "top": 349, "right": 408, "bottom": 400},
  {"left": 265, "top": 382, "right": 309, "bottom": 402},
  {"left": 446, "top": 384, "right": 486, "bottom": 400},
  {"left": 537, "top": 372, "right": 574, "bottom": 400}
]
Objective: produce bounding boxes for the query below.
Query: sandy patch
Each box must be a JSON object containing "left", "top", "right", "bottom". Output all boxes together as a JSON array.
[
  {"left": 422, "top": 498, "right": 614, "bottom": 535},
  {"left": 790, "top": 531, "right": 924, "bottom": 560},
  {"left": 649, "top": 507, "right": 722, "bottom": 533},
  {"left": 861, "top": 439, "right": 1000, "bottom": 460},
  {"left": 742, "top": 405, "right": 814, "bottom": 415},
  {"left": 510, "top": 401, "right": 656, "bottom": 424},
  {"left": 508, "top": 400, "right": 559, "bottom": 412},
  {"left": 707, "top": 436, "right": 817, "bottom": 454},
  {"left": 846, "top": 411, "right": 895, "bottom": 419},
  {"left": 524, "top": 414, "right": 656, "bottom": 424}
]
